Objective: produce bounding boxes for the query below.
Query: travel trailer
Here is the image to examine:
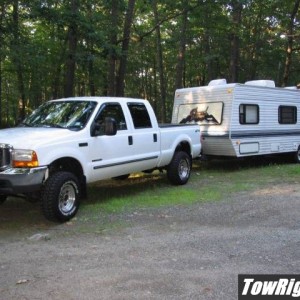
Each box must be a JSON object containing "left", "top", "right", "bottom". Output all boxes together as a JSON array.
[{"left": 171, "top": 79, "right": 300, "bottom": 161}]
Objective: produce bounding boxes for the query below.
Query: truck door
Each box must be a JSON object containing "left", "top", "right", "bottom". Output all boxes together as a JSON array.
[
  {"left": 89, "top": 102, "right": 135, "bottom": 179},
  {"left": 126, "top": 102, "right": 160, "bottom": 171}
]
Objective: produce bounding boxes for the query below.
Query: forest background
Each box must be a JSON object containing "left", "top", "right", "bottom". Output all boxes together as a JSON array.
[{"left": 0, "top": 0, "right": 299, "bottom": 126}]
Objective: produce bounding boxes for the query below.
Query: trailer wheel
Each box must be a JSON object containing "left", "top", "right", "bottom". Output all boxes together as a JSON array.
[
  {"left": 0, "top": 195, "right": 7, "bottom": 204},
  {"left": 167, "top": 151, "right": 192, "bottom": 185},
  {"left": 41, "top": 171, "right": 80, "bottom": 222},
  {"left": 294, "top": 147, "right": 300, "bottom": 163}
]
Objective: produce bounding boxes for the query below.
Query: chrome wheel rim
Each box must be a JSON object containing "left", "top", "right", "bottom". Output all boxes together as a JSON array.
[
  {"left": 179, "top": 158, "right": 190, "bottom": 180},
  {"left": 59, "top": 181, "right": 76, "bottom": 214}
]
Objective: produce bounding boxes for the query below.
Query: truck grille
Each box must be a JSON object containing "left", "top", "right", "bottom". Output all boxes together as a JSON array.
[{"left": 0, "top": 144, "right": 12, "bottom": 171}]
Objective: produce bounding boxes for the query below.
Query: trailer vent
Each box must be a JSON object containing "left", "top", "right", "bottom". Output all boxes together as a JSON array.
[
  {"left": 208, "top": 79, "right": 227, "bottom": 86},
  {"left": 284, "top": 86, "right": 297, "bottom": 90},
  {"left": 245, "top": 80, "right": 275, "bottom": 88}
]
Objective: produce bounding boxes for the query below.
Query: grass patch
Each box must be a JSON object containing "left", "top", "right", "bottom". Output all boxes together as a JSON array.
[
  {"left": 80, "top": 158, "right": 300, "bottom": 220},
  {"left": 101, "top": 187, "right": 222, "bottom": 213},
  {"left": 82, "top": 187, "right": 200, "bottom": 215}
]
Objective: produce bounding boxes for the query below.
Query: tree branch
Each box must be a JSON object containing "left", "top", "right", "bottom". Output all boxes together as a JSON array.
[{"left": 132, "top": 3, "right": 202, "bottom": 43}]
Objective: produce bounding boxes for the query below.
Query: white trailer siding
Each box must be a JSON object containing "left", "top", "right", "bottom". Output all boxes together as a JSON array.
[
  {"left": 172, "top": 80, "right": 300, "bottom": 158},
  {"left": 231, "top": 85, "right": 300, "bottom": 157}
]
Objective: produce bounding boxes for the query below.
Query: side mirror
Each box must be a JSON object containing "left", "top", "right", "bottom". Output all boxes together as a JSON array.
[
  {"left": 104, "top": 117, "right": 117, "bottom": 136},
  {"left": 91, "top": 117, "right": 117, "bottom": 137}
]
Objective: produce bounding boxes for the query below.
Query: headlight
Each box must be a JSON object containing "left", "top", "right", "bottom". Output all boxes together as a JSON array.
[{"left": 12, "top": 149, "right": 39, "bottom": 168}]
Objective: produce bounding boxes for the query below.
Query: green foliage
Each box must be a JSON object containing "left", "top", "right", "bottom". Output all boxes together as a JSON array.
[{"left": 0, "top": 0, "right": 299, "bottom": 125}]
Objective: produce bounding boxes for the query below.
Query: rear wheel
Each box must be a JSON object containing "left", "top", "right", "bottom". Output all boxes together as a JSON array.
[
  {"left": 41, "top": 171, "right": 80, "bottom": 222},
  {"left": 167, "top": 151, "right": 192, "bottom": 185}
]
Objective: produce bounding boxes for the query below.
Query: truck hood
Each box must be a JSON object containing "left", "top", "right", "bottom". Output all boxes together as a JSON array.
[{"left": 0, "top": 127, "right": 80, "bottom": 149}]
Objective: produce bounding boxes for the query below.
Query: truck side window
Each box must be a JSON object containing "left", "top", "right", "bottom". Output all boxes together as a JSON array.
[
  {"left": 239, "top": 104, "right": 259, "bottom": 124},
  {"left": 127, "top": 103, "right": 152, "bottom": 129},
  {"left": 94, "top": 103, "right": 127, "bottom": 135}
]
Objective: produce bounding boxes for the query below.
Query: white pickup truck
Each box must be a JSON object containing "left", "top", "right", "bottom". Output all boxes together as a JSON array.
[{"left": 0, "top": 97, "right": 201, "bottom": 222}]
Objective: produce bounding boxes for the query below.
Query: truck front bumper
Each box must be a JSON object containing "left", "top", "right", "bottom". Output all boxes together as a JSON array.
[{"left": 0, "top": 166, "right": 48, "bottom": 195}]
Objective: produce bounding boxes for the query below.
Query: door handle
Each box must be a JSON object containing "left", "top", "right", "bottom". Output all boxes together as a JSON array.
[
  {"left": 128, "top": 136, "right": 133, "bottom": 145},
  {"left": 153, "top": 133, "right": 158, "bottom": 143}
]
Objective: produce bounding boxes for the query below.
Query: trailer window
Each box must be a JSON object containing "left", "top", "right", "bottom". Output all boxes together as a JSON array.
[
  {"left": 278, "top": 106, "right": 297, "bottom": 124},
  {"left": 177, "top": 102, "right": 223, "bottom": 125},
  {"left": 127, "top": 103, "right": 152, "bottom": 129},
  {"left": 239, "top": 104, "right": 259, "bottom": 124}
]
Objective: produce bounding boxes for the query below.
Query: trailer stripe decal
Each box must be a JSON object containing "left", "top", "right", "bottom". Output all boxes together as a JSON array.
[
  {"left": 232, "top": 130, "right": 300, "bottom": 138},
  {"left": 202, "top": 130, "right": 300, "bottom": 139}
]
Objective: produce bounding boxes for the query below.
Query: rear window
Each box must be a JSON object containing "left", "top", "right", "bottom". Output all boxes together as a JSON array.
[
  {"left": 177, "top": 102, "right": 223, "bottom": 125},
  {"left": 127, "top": 103, "right": 152, "bottom": 129}
]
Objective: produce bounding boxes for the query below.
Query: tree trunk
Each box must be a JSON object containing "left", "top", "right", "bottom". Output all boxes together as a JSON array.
[
  {"left": 64, "top": 0, "right": 79, "bottom": 98},
  {"left": 243, "top": 5, "right": 263, "bottom": 81},
  {"left": 203, "top": 32, "right": 213, "bottom": 83},
  {"left": 0, "top": 3, "right": 4, "bottom": 127},
  {"left": 282, "top": 0, "right": 300, "bottom": 86},
  {"left": 12, "top": 0, "right": 26, "bottom": 121},
  {"left": 52, "top": 59, "right": 63, "bottom": 99},
  {"left": 107, "top": 0, "right": 119, "bottom": 96},
  {"left": 88, "top": 50, "right": 96, "bottom": 96},
  {"left": 174, "top": 0, "right": 188, "bottom": 90},
  {"left": 153, "top": 59, "right": 158, "bottom": 115},
  {"left": 116, "top": 0, "right": 136, "bottom": 97},
  {"left": 86, "top": 2, "right": 96, "bottom": 96},
  {"left": 229, "top": 1, "right": 242, "bottom": 83},
  {"left": 152, "top": 0, "right": 166, "bottom": 123}
]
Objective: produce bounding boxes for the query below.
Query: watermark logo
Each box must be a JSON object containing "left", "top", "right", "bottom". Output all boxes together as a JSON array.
[{"left": 238, "top": 275, "right": 300, "bottom": 299}]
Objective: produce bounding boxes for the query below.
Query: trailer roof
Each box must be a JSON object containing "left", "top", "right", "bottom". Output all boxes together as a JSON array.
[{"left": 175, "top": 79, "right": 299, "bottom": 93}]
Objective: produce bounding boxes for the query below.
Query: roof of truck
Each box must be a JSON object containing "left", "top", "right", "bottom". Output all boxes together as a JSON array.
[{"left": 50, "top": 96, "right": 147, "bottom": 103}]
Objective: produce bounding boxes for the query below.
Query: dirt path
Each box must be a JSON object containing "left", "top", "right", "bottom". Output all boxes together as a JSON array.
[{"left": 0, "top": 182, "right": 300, "bottom": 300}]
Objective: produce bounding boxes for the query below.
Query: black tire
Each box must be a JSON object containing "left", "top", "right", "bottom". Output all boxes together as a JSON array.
[
  {"left": 294, "top": 147, "right": 300, "bottom": 163},
  {"left": 41, "top": 171, "right": 80, "bottom": 222},
  {"left": 0, "top": 195, "right": 7, "bottom": 204},
  {"left": 167, "top": 151, "right": 192, "bottom": 185}
]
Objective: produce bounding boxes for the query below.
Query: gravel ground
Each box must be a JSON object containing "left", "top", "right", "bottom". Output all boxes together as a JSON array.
[{"left": 0, "top": 182, "right": 300, "bottom": 300}]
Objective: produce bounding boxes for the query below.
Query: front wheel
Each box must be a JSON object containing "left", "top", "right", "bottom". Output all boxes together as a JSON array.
[
  {"left": 41, "top": 171, "right": 80, "bottom": 222},
  {"left": 167, "top": 151, "right": 192, "bottom": 185}
]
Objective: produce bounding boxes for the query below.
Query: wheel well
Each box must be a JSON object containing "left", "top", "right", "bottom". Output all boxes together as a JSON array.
[
  {"left": 175, "top": 141, "right": 191, "bottom": 156},
  {"left": 49, "top": 157, "right": 87, "bottom": 197}
]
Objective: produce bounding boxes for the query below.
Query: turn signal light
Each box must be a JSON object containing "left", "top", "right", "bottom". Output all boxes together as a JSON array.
[{"left": 12, "top": 150, "right": 39, "bottom": 168}]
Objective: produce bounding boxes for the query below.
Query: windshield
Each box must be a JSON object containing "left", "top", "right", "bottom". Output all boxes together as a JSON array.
[{"left": 21, "top": 100, "right": 97, "bottom": 130}]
